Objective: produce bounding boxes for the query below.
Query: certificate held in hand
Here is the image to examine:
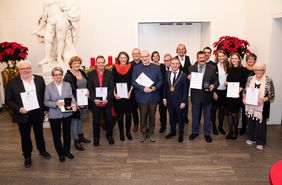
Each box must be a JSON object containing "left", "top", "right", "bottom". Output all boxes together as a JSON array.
[
  {"left": 190, "top": 72, "right": 203, "bottom": 89},
  {"left": 246, "top": 87, "right": 259, "bottom": 105},
  {"left": 227, "top": 82, "right": 240, "bottom": 98},
  {"left": 20, "top": 91, "right": 39, "bottom": 111},
  {"left": 116, "top": 83, "right": 128, "bottom": 98},
  {"left": 135, "top": 72, "right": 154, "bottom": 87},
  {"left": 76, "top": 88, "right": 88, "bottom": 106},
  {"left": 96, "top": 87, "right": 108, "bottom": 101}
]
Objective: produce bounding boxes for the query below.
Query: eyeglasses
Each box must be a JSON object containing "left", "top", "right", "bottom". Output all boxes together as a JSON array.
[
  {"left": 255, "top": 69, "right": 265, "bottom": 72},
  {"left": 19, "top": 67, "right": 31, "bottom": 71},
  {"left": 53, "top": 73, "right": 63, "bottom": 76}
]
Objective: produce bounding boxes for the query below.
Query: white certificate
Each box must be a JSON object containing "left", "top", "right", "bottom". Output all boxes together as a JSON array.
[
  {"left": 190, "top": 72, "right": 203, "bottom": 89},
  {"left": 135, "top": 72, "right": 154, "bottom": 87},
  {"left": 96, "top": 87, "right": 108, "bottom": 100},
  {"left": 246, "top": 87, "right": 259, "bottom": 105},
  {"left": 116, "top": 83, "right": 128, "bottom": 99},
  {"left": 227, "top": 82, "right": 240, "bottom": 98},
  {"left": 20, "top": 91, "right": 39, "bottom": 111},
  {"left": 76, "top": 88, "right": 88, "bottom": 106}
]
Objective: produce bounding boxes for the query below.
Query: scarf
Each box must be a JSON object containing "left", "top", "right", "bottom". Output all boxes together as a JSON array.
[
  {"left": 114, "top": 63, "right": 131, "bottom": 75},
  {"left": 245, "top": 74, "right": 266, "bottom": 123}
]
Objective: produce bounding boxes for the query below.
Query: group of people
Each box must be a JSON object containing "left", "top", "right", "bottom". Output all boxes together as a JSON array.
[{"left": 5, "top": 44, "right": 275, "bottom": 168}]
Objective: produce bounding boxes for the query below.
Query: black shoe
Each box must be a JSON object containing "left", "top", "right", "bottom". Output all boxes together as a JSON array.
[
  {"left": 232, "top": 132, "right": 238, "bottom": 140},
  {"left": 120, "top": 133, "right": 125, "bottom": 141},
  {"left": 159, "top": 127, "right": 166, "bottom": 133},
  {"left": 106, "top": 135, "right": 115, "bottom": 145},
  {"left": 184, "top": 118, "right": 189, "bottom": 124},
  {"left": 39, "top": 151, "right": 51, "bottom": 159},
  {"left": 239, "top": 129, "right": 246, "bottom": 135},
  {"left": 93, "top": 138, "right": 99, "bottom": 147},
  {"left": 212, "top": 127, "right": 218, "bottom": 135},
  {"left": 24, "top": 158, "right": 32, "bottom": 168},
  {"left": 218, "top": 127, "right": 226, "bottom": 135},
  {"left": 59, "top": 155, "right": 65, "bottom": 162},
  {"left": 78, "top": 134, "right": 91, "bottom": 143},
  {"left": 126, "top": 132, "right": 133, "bottom": 140},
  {"left": 189, "top": 133, "right": 199, "bottom": 140},
  {"left": 65, "top": 153, "right": 74, "bottom": 159},
  {"left": 165, "top": 132, "right": 176, "bottom": 139},
  {"left": 178, "top": 135, "right": 184, "bottom": 143},
  {"left": 226, "top": 131, "right": 233, "bottom": 139},
  {"left": 74, "top": 140, "right": 84, "bottom": 151},
  {"left": 204, "top": 135, "right": 212, "bottom": 143}
]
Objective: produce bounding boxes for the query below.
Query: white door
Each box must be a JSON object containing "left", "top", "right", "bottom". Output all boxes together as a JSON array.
[{"left": 138, "top": 23, "right": 201, "bottom": 63}]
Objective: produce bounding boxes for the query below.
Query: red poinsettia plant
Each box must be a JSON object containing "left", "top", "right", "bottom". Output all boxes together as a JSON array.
[
  {"left": 0, "top": 41, "right": 28, "bottom": 63},
  {"left": 213, "top": 36, "right": 251, "bottom": 59}
]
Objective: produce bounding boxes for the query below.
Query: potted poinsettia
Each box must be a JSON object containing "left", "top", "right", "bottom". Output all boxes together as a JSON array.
[
  {"left": 213, "top": 36, "right": 251, "bottom": 59},
  {"left": 0, "top": 41, "right": 28, "bottom": 68}
]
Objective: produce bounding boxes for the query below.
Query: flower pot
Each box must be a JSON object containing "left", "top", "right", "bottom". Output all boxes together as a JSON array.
[{"left": 1, "top": 62, "right": 19, "bottom": 90}]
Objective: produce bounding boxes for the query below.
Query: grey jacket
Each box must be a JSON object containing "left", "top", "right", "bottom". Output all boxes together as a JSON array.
[{"left": 44, "top": 81, "right": 76, "bottom": 119}]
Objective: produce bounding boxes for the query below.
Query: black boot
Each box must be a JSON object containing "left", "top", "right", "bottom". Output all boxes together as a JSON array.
[
  {"left": 218, "top": 127, "right": 226, "bottom": 135},
  {"left": 78, "top": 133, "right": 91, "bottom": 143},
  {"left": 126, "top": 131, "right": 133, "bottom": 140},
  {"left": 226, "top": 131, "right": 233, "bottom": 139},
  {"left": 212, "top": 126, "right": 218, "bottom": 135},
  {"left": 232, "top": 131, "right": 238, "bottom": 140},
  {"left": 74, "top": 140, "right": 84, "bottom": 151}
]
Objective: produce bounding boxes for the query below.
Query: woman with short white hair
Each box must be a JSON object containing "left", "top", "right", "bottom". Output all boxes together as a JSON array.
[{"left": 243, "top": 62, "right": 275, "bottom": 150}]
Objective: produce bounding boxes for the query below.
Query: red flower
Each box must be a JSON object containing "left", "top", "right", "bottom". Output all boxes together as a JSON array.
[{"left": 0, "top": 41, "right": 28, "bottom": 63}]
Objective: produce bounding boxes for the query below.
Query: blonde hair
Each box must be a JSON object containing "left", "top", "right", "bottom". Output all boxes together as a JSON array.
[{"left": 69, "top": 56, "right": 82, "bottom": 68}]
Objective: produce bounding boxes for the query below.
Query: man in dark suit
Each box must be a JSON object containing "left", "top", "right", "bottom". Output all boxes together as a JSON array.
[
  {"left": 88, "top": 55, "right": 114, "bottom": 147},
  {"left": 158, "top": 53, "right": 172, "bottom": 133},
  {"left": 163, "top": 58, "right": 188, "bottom": 143},
  {"left": 175, "top": 43, "right": 191, "bottom": 124},
  {"left": 188, "top": 51, "right": 219, "bottom": 143},
  {"left": 5, "top": 60, "right": 51, "bottom": 168},
  {"left": 130, "top": 48, "right": 141, "bottom": 132}
]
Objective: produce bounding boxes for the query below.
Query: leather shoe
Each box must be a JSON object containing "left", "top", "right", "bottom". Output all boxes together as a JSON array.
[
  {"left": 126, "top": 132, "right": 133, "bottom": 140},
  {"left": 184, "top": 117, "right": 189, "bottom": 124},
  {"left": 78, "top": 133, "right": 91, "bottom": 143},
  {"left": 133, "top": 126, "right": 138, "bottom": 132},
  {"left": 178, "top": 135, "right": 184, "bottom": 143},
  {"left": 65, "top": 153, "right": 74, "bottom": 159},
  {"left": 59, "top": 155, "right": 65, "bottom": 162},
  {"left": 40, "top": 151, "right": 51, "bottom": 159},
  {"left": 189, "top": 133, "right": 199, "bottom": 140},
  {"left": 165, "top": 132, "right": 176, "bottom": 139},
  {"left": 212, "top": 127, "right": 218, "bottom": 135},
  {"left": 106, "top": 135, "right": 115, "bottom": 145},
  {"left": 24, "top": 158, "right": 32, "bottom": 168},
  {"left": 93, "top": 138, "right": 99, "bottom": 147},
  {"left": 204, "top": 135, "right": 212, "bottom": 143},
  {"left": 218, "top": 127, "right": 226, "bottom": 135},
  {"left": 74, "top": 140, "right": 84, "bottom": 151},
  {"left": 159, "top": 127, "right": 166, "bottom": 133}
]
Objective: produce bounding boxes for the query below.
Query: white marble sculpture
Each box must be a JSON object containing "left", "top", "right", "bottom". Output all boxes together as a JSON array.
[{"left": 33, "top": 0, "right": 80, "bottom": 65}]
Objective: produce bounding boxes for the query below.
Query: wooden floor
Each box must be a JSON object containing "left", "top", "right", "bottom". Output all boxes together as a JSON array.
[{"left": 0, "top": 109, "right": 281, "bottom": 185}]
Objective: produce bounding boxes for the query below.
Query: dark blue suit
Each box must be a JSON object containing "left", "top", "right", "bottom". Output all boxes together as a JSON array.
[{"left": 164, "top": 70, "right": 188, "bottom": 135}]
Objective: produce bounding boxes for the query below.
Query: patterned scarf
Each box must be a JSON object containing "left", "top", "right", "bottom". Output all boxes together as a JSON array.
[{"left": 245, "top": 74, "right": 266, "bottom": 123}]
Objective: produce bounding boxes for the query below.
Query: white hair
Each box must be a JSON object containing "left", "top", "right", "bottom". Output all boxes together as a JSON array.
[
  {"left": 254, "top": 62, "right": 266, "bottom": 71},
  {"left": 18, "top": 60, "right": 31, "bottom": 69}
]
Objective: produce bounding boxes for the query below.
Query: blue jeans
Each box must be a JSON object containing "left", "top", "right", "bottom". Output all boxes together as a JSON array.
[{"left": 192, "top": 103, "right": 212, "bottom": 136}]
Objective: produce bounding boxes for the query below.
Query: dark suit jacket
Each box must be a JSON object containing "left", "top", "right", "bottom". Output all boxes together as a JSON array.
[
  {"left": 188, "top": 63, "right": 219, "bottom": 104},
  {"left": 159, "top": 63, "right": 169, "bottom": 99},
  {"left": 175, "top": 55, "right": 191, "bottom": 75},
  {"left": 88, "top": 70, "right": 114, "bottom": 108},
  {"left": 5, "top": 75, "right": 46, "bottom": 123},
  {"left": 163, "top": 70, "right": 188, "bottom": 106}
]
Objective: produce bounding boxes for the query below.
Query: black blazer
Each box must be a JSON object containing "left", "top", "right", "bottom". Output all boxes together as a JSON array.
[
  {"left": 5, "top": 75, "right": 46, "bottom": 123},
  {"left": 159, "top": 63, "right": 169, "bottom": 99},
  {"left": 188, "top": 63, "right": 219, "bottom": 104},
  {"left": 88, "top": 70, "right": 114, "bottom": 108},
  {"left": 163, "top": 70, "right": 188, "bottom": 105},
  {"left": 175, "top": 55, "right": 191, "bottom": 75}
]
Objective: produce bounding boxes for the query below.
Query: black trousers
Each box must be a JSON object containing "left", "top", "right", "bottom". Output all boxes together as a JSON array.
[
  {"left": 168, "top": 103, "right": 184, "bottom": 135},
  {"left": 17, "top": 109, "right": 46, "bottom": 158},
  {"left": 92, "top": 105, "right": 113, "bottom": 138},
  {"left": 247, "top": 118, "right": 267, "bottom": 145},
  {"left": 132, "top": 100, "right": 139, "bottom": 127},
  {"left": 49, "top": 116, "right": 72, "bottom": 156},
  {"left": 159, "top": 100, "right": 167, "bottom": 129}
]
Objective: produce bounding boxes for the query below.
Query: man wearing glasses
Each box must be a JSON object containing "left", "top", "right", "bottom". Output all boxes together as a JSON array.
[
  {"left": 131, "top": 50, "right": 163, "bottom": 142},
  {"left": 5, "top": 60, "right": 51, "bottom": 168}
]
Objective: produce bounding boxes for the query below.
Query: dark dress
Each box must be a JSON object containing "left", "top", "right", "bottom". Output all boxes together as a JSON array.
[
  {"left": 112, "top": 65, "right": 133, "bottom": 114},
  {"left": 226, "top": 67, "right": 245, "bottom": 113}
]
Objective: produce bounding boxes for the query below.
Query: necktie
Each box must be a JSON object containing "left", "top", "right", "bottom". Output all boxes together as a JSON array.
[
  {"left": 199, "top": 65, "right": 203, "bottom": 73},
  {"left": 173, "top": 72, "right": 177, "bottom": 85}
]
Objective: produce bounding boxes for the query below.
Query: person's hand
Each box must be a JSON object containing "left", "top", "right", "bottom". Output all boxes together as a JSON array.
[
  {"left": 19, "top": 107, "right": 28, "bottom": 114},
  {"left": 144, "top": 87, "right": 152, "bottom": 93},
  {"left": 114, "top": 93, "right": 121, "bottom": 99},
  {"left": 94, "top": 99, "right": 101, "bottom": 105},
  {"left": 180, "top": 103, "right": 186, "bottom": 109},
  {"left": 56, "top": 101, "right": 64, "bottom": 107},
  {"left": 127, "top": 91, "right": 132, "bottom": 99},
  {"left": 150, "top": 86, "right": 156, "bottom": 92},
  {"left": 102, "top": 99, "right": 108, "bottom": 105},
  {"left": 187, "top": 75, "right": 191, "bottom": 80},
  {"left": 224, "top": 81, "right": 228, "bottom": 86},
  {"left": 258, "top": 98, "right": 264, "bottom": 106},
  {"left": 72, "top": 104, "right": 77, "bottom": 112},
  {"left": 209, "top": 84, "right": 214, "bottom": 91},
  {"left": 213, "top": 92, "right": 218, "bottom": 100},
  {"left": 163, "top": 99, "right": 167, "bottom": 107},
  {"left": 242, "top": 97, "right": 246, "bottom": 105}
]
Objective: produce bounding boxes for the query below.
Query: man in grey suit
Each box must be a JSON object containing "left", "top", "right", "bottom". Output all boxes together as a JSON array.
[
  {"left": 5, "top": 60, "right": 51, "bottom": 168},
  {"left": 188, "top": 51, "right": 219, "bottom": 143}
]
